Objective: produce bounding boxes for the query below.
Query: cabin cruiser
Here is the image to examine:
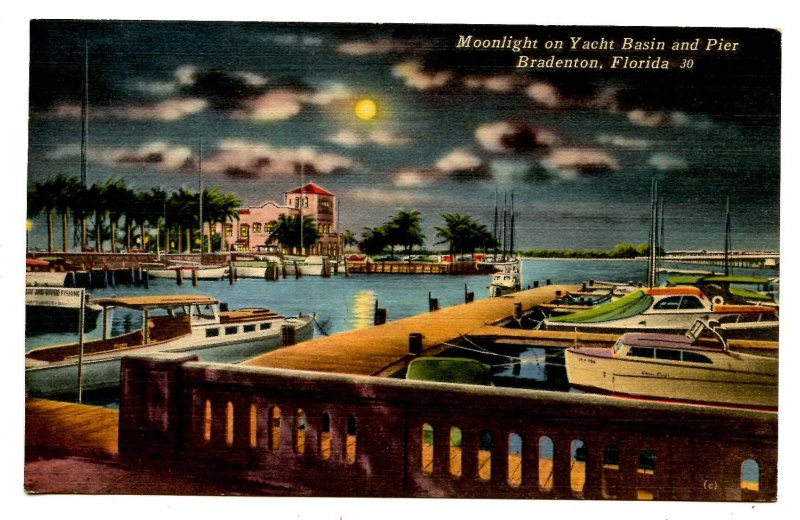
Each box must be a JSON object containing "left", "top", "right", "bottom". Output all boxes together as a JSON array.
[
  {"left": 25, "top": 294, "right": 314, "bottom": 397},
  {"left": 142, "top": 262, "right": 229, "bottom": 280},
  {"left": 489, "top": 260, "right": 522, "bottom": 297},
  {"left": 543, "top": 286, "right": 778, "bottom": 340},
  {"left": 25, "top": 286, "right": 102, "bottom": 335},
  {"left": 564, "top": 323, "right": 778, "bottom": 410}
]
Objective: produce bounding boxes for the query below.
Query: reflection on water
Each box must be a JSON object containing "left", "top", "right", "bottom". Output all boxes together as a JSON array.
[{"left": 348, "top": 290, "right": 377, "bottom": 330}]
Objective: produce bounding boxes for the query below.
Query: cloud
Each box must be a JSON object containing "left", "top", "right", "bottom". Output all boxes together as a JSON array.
[
  {"left": 648, "top": 153, "right": 689, "bottom": 171},
  {"left": 627, "top": 109, "right": 668, "bottom": 127},
  {"left": 203, "top": 139, "right": 356, "bottom": 177},
  {"left": 391, "top": 61, "right": 453, "bottom": 90},
  {"left": 525, "top": 82, "right": 561, "bottom": 108},
  {"left": 541, "top": 148, "right": 619, "bottom": 177},
  {"left": 50, "top": 99, "right": 208, "bottom": 122},
  {"left": 233, "top": 89, "right": 305, "bottom": 121},
  {"left": 475, "top": 122, "right": 558, "bottom": 153},
  {"left": 596, "top": 133, "right": 655, "bottom": 150},
  {"left": 337, "top": 39, "right": 410, "bottom": 56},
  {"left": 48, "top": 142, "right": 195, "bottom": 171},
  {"left": 328, "top": 128, "right": 412, "bottom": 148},
  {"left": 463, "top": 75, "right": 524, "bottom": 93},
  {"left": 307, "top": 83, "right": 354, "bottom": 105},
  {"left": 347, "top": 187, "right": 433, "bottom": 204},
  {"left": 392, "top": 149, "right": 490, "bottom": 186}
]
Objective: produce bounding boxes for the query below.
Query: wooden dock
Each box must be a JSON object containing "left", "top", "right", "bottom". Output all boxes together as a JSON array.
[
  {"left": 241, "top": 284, "right": 580, "bottom": 376},
  {"left": 345, "top": 259, "right": 489, "bottom": 275},
  {"left": 25, "top": 398, "right": 119, "bottom": 457}
]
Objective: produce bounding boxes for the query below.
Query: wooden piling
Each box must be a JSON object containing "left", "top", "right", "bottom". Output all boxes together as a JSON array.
[
  {"left": 191, "top": 269, "right": 198, "bottom": 287},
  {"left": 228, "top": 261, "right": 235, "bottom": 285},
  {"left": 176, "top": 268, "right": 183, "bottom": 286},
  {"left": 294, "top": 261, "right": 301, "bottom": 279},
  {"left": 409, "top": 333, "right": 423, "bottom": 355}
]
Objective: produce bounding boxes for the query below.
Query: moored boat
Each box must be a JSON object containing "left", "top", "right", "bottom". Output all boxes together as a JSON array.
[
  {"left": 143, "top": 263, "right": 229, "bottom": 280},
  {"left": 25, "top": 286, "right": 102, "bottom": 335},
  {"left": 489, "top": 260, "right": 522, "bottom": 297},
  {"left": 25, "top": 294, "right": 314, "bottom": 397},
  {"left": 543, "top": 286, "right": 778, "bottom": 340},
  {"left": 564, "top": 325, "right": 778, "bottom": 410}
]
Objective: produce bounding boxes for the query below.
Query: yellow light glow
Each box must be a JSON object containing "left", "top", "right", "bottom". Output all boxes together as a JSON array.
[{"left": 354, "top": 98, "right": 378, "bottom": 120}]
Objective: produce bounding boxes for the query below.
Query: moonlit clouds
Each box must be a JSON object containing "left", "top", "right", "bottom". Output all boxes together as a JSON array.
[
  {"left": 203, "top": 139, "right": 356, "bottom": 177},
  {"left": 50, "top": 99, "right": 208, "bottom": 122},
  {"left": 541, "top": 148, "right": 619, "bottom": 177},
  {"left": 49, "top": 142, "right": 195, "bottom": 171},
  {"left": 337, "top": 39, "right": 410, "bottom": 56},
  {"left": 648, "top": 153, "right": 689, "bottom": 171},
  {"left": 435, "top": 149, "right": 482, "bottom": 172},
  {"left": 463, "top": 75, "right": 525, "bottom": 93},
  {"left": 525, "top": 82, "right": 561, "bottom": 108},
  {"left": 596, "top": 134, "right": 655, "bottom": 150},
  {"left": 475, "top": 122, "right": 558, "bottom": 153},
  {"left": 233, "top": 90, "right": 305, "bottom": 122},
  {"left": 391, "top": 61, "right": 453, "bottom": 90},
  {"left": 328, "top": 128, "right": 412, "bottom": 148}
]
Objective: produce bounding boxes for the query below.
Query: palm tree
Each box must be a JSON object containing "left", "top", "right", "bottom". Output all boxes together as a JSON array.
[
  {"left": 435, "top": 214, "right": 493, "bottom": 257},
  {"left": 387, "top": 210, "right": 425, "bottom": 256},
  {"left": 340, "top": 229, "right": 358, "bottom": 252},
  {"left": 84, "top": 182, "right": 108, "bottom": 252},
  {"left": 48, "top": 174, "right": 82, "bottom": 252},
  {"left": 203, "top": 188, "right": 241, "bottom": 252},
  {"left": 28, "top": 178, "right": 59, "bottom": 252},
  {"left": 268, "top": 214, "right": 320, "bottom": 254},
  {"left": 103, "top": 179, "right": 134, "bottom": 253},
  {"left": 358, "top": 226, "right": 388, "bottom": 256},
  {"left": 140, "top": 187, "right": 168, "bottom": 253},
  {"left": 65, "top": 179, "right": 91, "bottom": 251}
]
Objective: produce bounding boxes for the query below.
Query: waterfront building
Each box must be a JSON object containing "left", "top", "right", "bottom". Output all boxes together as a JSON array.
[{"left": 220, "top": 183, "right": 339, "bottom": 256}]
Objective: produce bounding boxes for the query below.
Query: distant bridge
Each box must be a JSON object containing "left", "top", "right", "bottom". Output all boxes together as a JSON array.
[{"left": 659, "top": 251, "right": 779, "bottom": 270}]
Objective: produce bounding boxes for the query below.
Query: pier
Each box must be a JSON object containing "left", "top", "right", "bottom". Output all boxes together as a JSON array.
[{"left": 25, "top": 284, "right": 777, "bottom": 500}]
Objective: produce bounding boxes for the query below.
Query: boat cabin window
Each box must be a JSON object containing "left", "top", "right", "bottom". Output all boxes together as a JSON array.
[
  {"left": 205, "top": 328, "right": 220, "bottom": 338},
  {"left": 225, "top": 326, "right": 238, "bottom": 335},
  {"left": 653, "top": 296, "right": 705, "bottom": 311},
  {"left": 193, "top": 304, "right": 216, "bottom": 319},
  {"left": 627, "top": 346, "right": 655, "bottom": 358},
  {"left": 243, "top": 324, "right": 256, "bottom": 333},
  {"left": 260, "top": 323, "right": 272, "bottom": 330},
  {"left": 613, "top": 339, "right": 625, "bottom": 354},
  {"left": 681, "top": 351, "right": 713, "bottom": 364},
  {"left": 655, "top": 348, "right": 681, "bottom": 361}
]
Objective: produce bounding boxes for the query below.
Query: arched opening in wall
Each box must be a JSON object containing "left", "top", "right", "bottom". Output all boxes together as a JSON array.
[
  {"left": 346, "top": 415, "right": 357, "bottom": 464},
  {"left": 741, "top": 459, "right": 760, "bottom": 499},
  {"left": 249, "top": 403, "right": 258, "bottom": 448},
  {"left": 601, "top": 445, "right": 621, "bottom": 499},
  {"left": 294, "top": 409, "right": 306, "bottom": 455},
  {"left": 320, "top": 412, "right": 331, "bottom": 460},
  {"left": 449, "top": 427, "right": 462, "bottom": 477},
  {"left": 538, "top": 436, "right": 554, "bottom": 492},
  {"left": 203, "top": 399, "right": 212, "bottom": 443},
  {"left": 637, "top": 449, "right": 657, "bottom": 500},
  {"left": 508, "top": 433, "right": 522, "bottom": 487},
  {"left": 269, "top": 406, "right": 281, "bottom": 451},
  {"left": 478, "top": 431, "right": 492, "bottom": 481},
  {"left": 225, "top": 401, "right": 235, "bottom": 446},
  {"left": 421, "top": 423, "right": 434, "bottom": 475},
  {"left": 570, "top": 439, "right": 587, "bottom": 496}
]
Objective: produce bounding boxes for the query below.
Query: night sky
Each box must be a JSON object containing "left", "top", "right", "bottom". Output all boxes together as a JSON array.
[{"left": 26, "top": 21, "right": 781, "bottom": 251}]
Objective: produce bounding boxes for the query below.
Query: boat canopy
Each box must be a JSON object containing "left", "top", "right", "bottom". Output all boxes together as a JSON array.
[
  {"left": 548, "top": 290, "right": 653, "bottom": 323},
  {"left": 667, "top": 275, "right": 773, "bottom": 286},
  {"left": 406, "top": 357, "right": 493, "bottom": 385},
  {"left": 91, "top": 294, "right": 219, "bottom": 310}
]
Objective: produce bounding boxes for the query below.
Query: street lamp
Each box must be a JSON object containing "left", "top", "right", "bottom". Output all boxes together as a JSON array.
[{"left": 26, "top": 220, "right": 32, "bottom": 252}]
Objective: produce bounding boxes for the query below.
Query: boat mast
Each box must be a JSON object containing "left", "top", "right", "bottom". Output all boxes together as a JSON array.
[
  {"left": 510, "top": 191, "right": 515, "bottom": 258},
  {"left": 299, "top": 163, "right": 304, "bottom": 255},
  {"left": 648, "top": 179, "right": 659, "bottom": 288},
  {"left": 198, "top": 137, "right": 203, "bottom": 257},
  {"left": 493, "top": 188, "right": 498, "bottom": 259},
  {"left": 79, "top": 41, "right": 89, "bottom": 250},
  {"left": 502, "top": 193, "right": 507, "bottom": 261},
  {"left": 724, "top": 196, "right": 731, "bottom": 276}
]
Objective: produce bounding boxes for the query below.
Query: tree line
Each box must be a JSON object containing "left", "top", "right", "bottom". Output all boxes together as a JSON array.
[
  {"left": 28, "top": 174, "right": 241, "bottom": 254},
  {"left": 356, "top": 211, "right": 499, "bottom": 258}
]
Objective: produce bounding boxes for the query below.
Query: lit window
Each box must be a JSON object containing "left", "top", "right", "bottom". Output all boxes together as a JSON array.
[
  {"left": 253, "top": 223, "right": 262, "bottom": 233},
  {"left": 224, "top": 224, "right": 233, "bottom": 237},
  {"left": 240, "top": 224, "right": 249, "bottom": 238}
]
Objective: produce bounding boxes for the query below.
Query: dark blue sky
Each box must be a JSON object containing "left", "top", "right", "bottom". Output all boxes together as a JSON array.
[{"left": 26, "top": 21, "right": 780, "bottom": 251}]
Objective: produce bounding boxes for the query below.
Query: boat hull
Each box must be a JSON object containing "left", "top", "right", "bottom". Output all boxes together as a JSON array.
[
  {"left": 145, "top": 266, "right": 229, "bottom": 280},
  {"left": 25, "top": 305, "right": 101, "bottom": 335},
  {"left": 546, "top": 320, "right": 778, "bottom": 341},
  {"left": 25, "top": 316, "right": 314, "bottom": 398},
  {"left": 565, "top": 349, "right": 777, "bottom": 409},
  {"left": 25, "top": 272, "right": 68, "bottom": 287}
]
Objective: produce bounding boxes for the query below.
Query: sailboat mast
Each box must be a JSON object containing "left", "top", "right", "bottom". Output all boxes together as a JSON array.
[
  {"left": 79, "top": 41, "right": 89, "bottom": 250},
  {"left": 647, "top": 179, "right": 659, "bottom": 288},
  {"left": 510, "top": 191, "right": 515, "bottom": 257},
  {"left": 502, "top": 193, "right": 508, "bottom": 261},
  {"left": 299, "top": 164, "right": 304, "bottom": 255},
  {"left": 198, "top": 137, "right": 203, "bottom": 256},
  {"left": 724, "top": 196, "right": 731, "bottom": 276},
  {"left": 493, "top": 188, "right": 498, "bottom": 259}
]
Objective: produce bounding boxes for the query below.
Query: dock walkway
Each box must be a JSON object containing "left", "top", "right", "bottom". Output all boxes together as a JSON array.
[{"left": 241, "top": 284, "right": 580, "bottom": 376}]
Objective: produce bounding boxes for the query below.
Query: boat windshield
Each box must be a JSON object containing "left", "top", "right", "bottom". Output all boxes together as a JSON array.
[{"left": 613, "top": 339, "right": 624, "bottom": 354}]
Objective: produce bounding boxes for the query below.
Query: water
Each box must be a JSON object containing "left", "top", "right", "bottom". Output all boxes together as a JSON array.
[{"left": 25, "top": 258, "right": 777, "bottom": 351}]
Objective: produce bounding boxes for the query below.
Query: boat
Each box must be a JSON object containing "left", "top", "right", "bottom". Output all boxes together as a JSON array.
[
  {"left": 232, "top": 256, "right": 282, "bottom": 278},
  {"left": 564, "top": 323, "right": 778, "bottom": 410},
  {"left": 25, "top": 286, "right": 102, "bottom": 335},
  {"left": 143, "top": 262, "right": 229, "bottom": 280},
  {"left": 665, "top": 274, "right": 778, "bottom": 306},
  {"left": 489, "top": 260, "right": 522, "bottom": 297},
  {"left": 25, "top": 257, "right": 68, "bottom": 286},
  {"left": 25, "top": 294, "right": 314, "bottom": 397},
  {"left": 282, "top": 255, "right": 328, "bottom": 276},
  {"left": 543, "top": 286, "right": 778, "bottom": 340},
  {"left": 537, "top": 288, "right": 614, "bottom": 316}
]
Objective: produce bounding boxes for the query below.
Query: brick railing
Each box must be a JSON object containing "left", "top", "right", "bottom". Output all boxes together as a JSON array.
[{"left": 119, "top": 353, "right": 777, "bottom": 500}]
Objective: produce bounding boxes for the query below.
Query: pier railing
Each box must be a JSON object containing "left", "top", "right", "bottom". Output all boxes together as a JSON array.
[{"left": 119, "top": 353, "right": 777, "bottom": 500}]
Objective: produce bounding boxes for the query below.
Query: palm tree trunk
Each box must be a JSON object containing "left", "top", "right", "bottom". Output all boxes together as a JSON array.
[
  {"left": 61, "top": 211, "right": 68, "bottom": 252},
  {"left": 110, "top": 221, "right": 118, "bottom": 253},
  {"left": 47, "top": 210, "right": 54, "bottom": 252},
  {"left": 126, "top": 220, "right": 133, "bottom": 251},
  {"left": 81, "top": 216, "right": 87, "bottom": 251},
  {"left": 139, "top": 223, "right": 145, "bottom": 252},
  {"left": 94, "top": 211, "right": 102, "bottom": 252}
]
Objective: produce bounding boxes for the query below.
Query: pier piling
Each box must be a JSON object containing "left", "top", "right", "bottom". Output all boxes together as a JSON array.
[
  {"left": 408, "top": 333, "right": 423, "bottom": 355},
  {"left": 176, "top": 268, "right": 183, "bottom": 286},
  {"left": 191, "top": 269, "right": 198, "bottom": 287}
]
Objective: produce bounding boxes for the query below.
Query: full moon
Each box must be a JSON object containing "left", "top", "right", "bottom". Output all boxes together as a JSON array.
[{"left": 354, "top": 98, "right": 378, "bottom": 120}]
